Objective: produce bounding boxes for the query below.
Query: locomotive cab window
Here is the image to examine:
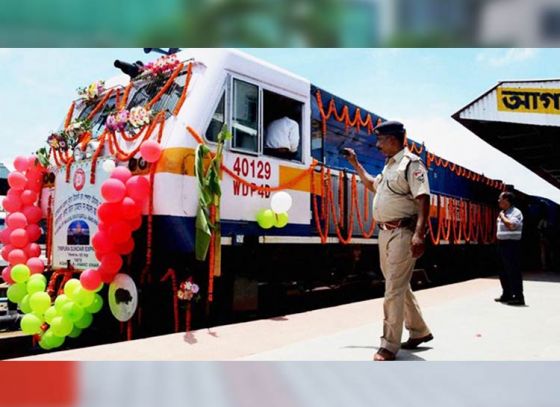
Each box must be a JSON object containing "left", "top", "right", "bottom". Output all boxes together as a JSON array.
[
  {"left": 205, "top": 91, "right": 226, "bottom": 143},
  {"left": 263, "top": 90, "right": 302, "bottom": 162},
  {"left": 232, "top": 79, "right": 259, "bottom": 154}
]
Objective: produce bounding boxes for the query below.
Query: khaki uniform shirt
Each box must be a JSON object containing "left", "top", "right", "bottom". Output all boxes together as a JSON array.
[{"left": 372, "top": 148, "right": 430, "bottom": 222}]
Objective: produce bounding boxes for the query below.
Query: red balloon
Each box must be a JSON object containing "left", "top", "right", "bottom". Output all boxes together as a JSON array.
[
  {"left": 8, "top": 249, "right": 27, "bottom": 265},
  {"left": 0, "top": 228, "right": 12, "bottom": 245},
  {"left": 25, "top": 171, "right": 43, "bottom": 192},
  {"left": 109, "top": 221, "right": 131, "bottom": 244},
  {"left": 1, "top": 266, "right": 14, "bottom": 284},
  {"left": 114, "top": 238, "right": 135, "bottom": 255},
  {"left": 7, "top": 189, "right": 22, "bottom": 199},
  {"left": 7, "top": 172, "right": 27, "bottom": 190},
  {"left": 97, "top": 202, "right": 122, "bottom": 224},
  {"left": 6, "top": 212, "right": 27, "bottom": 229},
  {"left": 22, "top": 206, "right": 42, "bottom": 224},
  {"left": 1, "top": 245, "right": 13, "bottom": 262},
  {"left": 110, "top": 166, "right": 132, "bottom": 183},
  {"left": 101, "top": 253, "right": 123, "bottom": 274},
  {"left": 26, "top": 224, "right": 42, "bottom": 242},
  {"left": 2, "top": 197, "right": 20, "bottom": 213},
  {"left": 14, "top": 156, "right": 30, "bottom": 172},
  {"left": 125, "top": 176, "right": 150, "bottom": 202},
  {"left": 92, "top": 231, "right": 114, "bottom": 255},
  {"left": 101, "top": 179, "right": 126, "bottom": 203},
  {"left": 27, "top": 156, "right": 39, "bottom": 169},
  {"left": 99, "top": 266, "right": 118, "bottom": 284},
  {"left": 97, "top": 221, "right": 109, "bottom": 232},
  {"left": 20, "top": 190, "right": 38, "bottom": 206},
  {"left": 26, "top": 257, "right": 45, "bottom": 274},
  {"left": 121, "top": 197, "right": 141, "bottom": 220},
  {"left": 128, "top": 216, "right": 142, "bottom": 231},
  {"left": 10, "top": 228, "right": 29, "bottom": 248},
  {"left": 140, "top": 140, "right": 162, "bottom": 163},
  {"left": 80, "top": 268, "right": 102, "bottom": 291},
  {"left": 24, "top": 243, "right": 41, "bottom": 258}
]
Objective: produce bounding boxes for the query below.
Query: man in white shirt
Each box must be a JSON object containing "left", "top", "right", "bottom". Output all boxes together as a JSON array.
[
  {"left": 264, "top": 116, "right": 300, "bottom": 159},
  {"left": 496, "top": 191, "right": 525, "bottom": 306}
]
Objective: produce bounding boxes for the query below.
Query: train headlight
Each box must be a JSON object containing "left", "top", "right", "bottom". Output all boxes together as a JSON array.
[
  {"left": 73, "top": 145, "right": 85, "bottom": 161},
  {"left": 86, "top": 141, "right": 99, "bottom": 159}
]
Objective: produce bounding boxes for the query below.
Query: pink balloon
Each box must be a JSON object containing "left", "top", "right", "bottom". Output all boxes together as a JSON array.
[
  {"left": 20, "top": 190, "right": 38, "bottom": 206},
  {"left": 26, "top": 257, "right": 45, "bottom": 274},
  {"left": 27, "top": 156, "right": 38, "bottom": 169},
  {"left": 110, "top": 166, "right": 132, "bottom": 183},
  {"left": 22, "top": 205, "right": 43, "bottom": 224},
  {"left": 1, "top": 245, "right": 13, "bottom": 262},
  {"left": 6, "top": 212, "right": 27, "bottom": 229},
  {"left": 101, "top": 253, "right": 123, "bottom": 275},
  {"left": 80, "top": 268, "right": 102, "bottom": 291},
  {"left": 7, "top": 189, "right": 22, "bottom": 200},
  {"left": 101, "top": 179, "right": 126, "bottom": 203},
  {"left": 128, "top": 216, "right": 142, "bottom": 231},
  {"left": 1, "top": 266, "right": 14, "bottom": 284},
  {"left": 9, "top": 228, "right": 29, "bottom": 248},
  {"left": 2, "top": 196, "right": 22, "bottom": 213},
  {"left": 13, "top": 156, "right": 30, "bottom": 172},
  {"left": 26, "top": 224, "right": 42, "bottom": 242},
  {"left": 97, "top": 202, "right": 122, "bottom": 224},
  {"left": 125, "top": 176, "right": 150, "bottom": 202},
  {"left": 109, "top": 221, "right": 131, "bottom": 244},
  {"left": 121, "top": 197, "right": 141, "bottom": 221},
  {"left": 140, "top": 140, "right": 162, "bottom": 163},
  {"left": 8, "top": 249, "right": 27, "bottom": 265},
  {"left": 8, "top": 172, "right": 27, "bottom": 190},
  {"left": 24, "top": 243, "right": 41, "bottom": 258},
  {"left": 92, "top": 231, "right": 114, "bottom": 255},
  {"left": 114, "top": 238, "right": 135, "bottom": 255}
]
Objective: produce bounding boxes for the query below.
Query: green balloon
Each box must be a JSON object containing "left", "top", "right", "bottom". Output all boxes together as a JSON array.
[
  {"left": 20, "top": 295, "right": 32, "bottom": 313},
  {"left": 50, "top": 316, "right": 73, "bottom": 337},
  {"left": 11, "top": 264, "right": 30, "bottom": 283},
  {"left": 75, "top": 312, "right": 93, "bottom": 329},
  {"left": 61, "top": 301, "right": 84, "bottom": 322},
  {"left": 44, "top": 306, "right": 58, "bottom": 324},
  {"left": 7, "top": 283, "right": 27, "bottom": 303},
  {"left": 256, "top": 209, "right": 275, "bottom": 229},
  {"left": 38, "top": 338, "right": 51, "bottom": 350},
  {"left": 20, "top": 313, "right": 43, "bottom": 335},
  {"left": 27, "top": 277, "right": 46, "bottom": 295},
  {"left": 274, "top": 212, "right": 289, "bottom": 228},
  {"left": 54, "top": 294, "right": 70, "bottom": 312},
  {"left": 73, "top": 287, "right": 94, "bottom": 308},
  {"left": 43, "top": 329, "right": 65, "bottom": 349},
  {"left": 64, "top": 279, "right": 81, "bottom": 299},
  {"left": 30, "top": 292, "right": 51, "bottom": 314},
  {"left": 85, "top": 294, "right": 104, "bottom": 314},
  {"left": 68, "top": 326, "right": 82, "bottom": 338},
  {"left": 29, "top": 273, "right": 47, "bottom": 285}
]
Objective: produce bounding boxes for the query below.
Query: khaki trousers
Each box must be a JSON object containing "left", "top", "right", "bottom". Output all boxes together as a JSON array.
[{"left": 378, "top": 228, "right": 431, "bottom": 354}]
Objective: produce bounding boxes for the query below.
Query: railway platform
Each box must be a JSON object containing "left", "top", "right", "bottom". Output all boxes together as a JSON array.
[{"left": 11, "top": 272, "right": 560, "bottom": 361}]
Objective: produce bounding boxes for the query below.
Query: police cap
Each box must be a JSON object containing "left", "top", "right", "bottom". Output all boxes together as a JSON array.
[{"left": 374, "top": 120, "right": 405, "bottom": 137}]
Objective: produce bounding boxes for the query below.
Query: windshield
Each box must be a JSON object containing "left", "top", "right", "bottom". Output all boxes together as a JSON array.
[
  {"left": 76, "top": 94, "right": 118, "bottom": 138},
  {"left": 127, "top": 68, "right": 189, "bottom": 119}
]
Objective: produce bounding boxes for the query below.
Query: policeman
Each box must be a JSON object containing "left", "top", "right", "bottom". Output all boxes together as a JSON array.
[{"left": 343, "top": 120, "right": 433, "bottom": 361}]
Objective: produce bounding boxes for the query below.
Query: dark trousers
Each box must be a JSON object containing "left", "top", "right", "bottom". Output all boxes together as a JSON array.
[{"left": 497, "top": 239, "right": 524, "bottom": 299}]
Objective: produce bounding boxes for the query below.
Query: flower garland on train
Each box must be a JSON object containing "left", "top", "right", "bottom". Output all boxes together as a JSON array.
[
  {"left": 0, "top": 55, "right": 194, "bottom": 350},
  {"left": 313, "top": 90, "right": 499, "bottom": 246}
]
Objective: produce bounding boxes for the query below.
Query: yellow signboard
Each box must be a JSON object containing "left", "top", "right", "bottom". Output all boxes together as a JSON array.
[{"left": 497, "top": 87, "right": 560, "bottom": 115}]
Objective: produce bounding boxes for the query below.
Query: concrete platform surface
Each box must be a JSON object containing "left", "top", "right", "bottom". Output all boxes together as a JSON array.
[{"left": 13, "top": 273, "right": 560, "bottom": 361}]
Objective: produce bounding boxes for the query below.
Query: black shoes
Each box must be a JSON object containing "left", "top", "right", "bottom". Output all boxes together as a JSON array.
[
  {"left": 507, "top": 297, "right": 526, "bottom": 306},
  {"left": 401, "top": 333, "right": 434, "bottom": 349},
  {"left": 495, "top": 295, "right": 525, "bottom": 306}
]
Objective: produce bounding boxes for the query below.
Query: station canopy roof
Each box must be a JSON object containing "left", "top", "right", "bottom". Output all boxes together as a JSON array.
[{"left": 453, "top": 80, "right": 560, "bottom": 189}]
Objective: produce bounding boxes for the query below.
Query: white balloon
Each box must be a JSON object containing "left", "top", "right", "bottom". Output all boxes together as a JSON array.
[
  {"left": 102, "top": 159, "right": 116, "bottom": 173},
  {"left": 271, "top": 191, "right": 292, "bottom": 213}
]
